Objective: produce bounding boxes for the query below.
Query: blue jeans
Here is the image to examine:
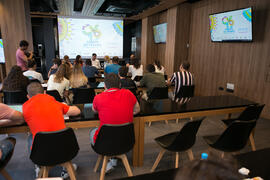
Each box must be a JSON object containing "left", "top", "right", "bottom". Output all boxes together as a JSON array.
[
  {"left": 27, "top": 133, "right": 33, "bottom": 155},
  {"left": 0, "top": 138, "right": 15, "bottom": 163},
  {"left": 89, "top": 128, "right": 98, "bottom": 145}
]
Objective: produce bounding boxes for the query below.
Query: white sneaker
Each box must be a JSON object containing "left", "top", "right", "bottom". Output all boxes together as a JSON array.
[
  {"left": 110, "top": 158, "right": 118, "bottom": 167},
  {"left": 35, "top": 165, "right": 40, "bottom": 178},
  {"left": 105, "top": 160, "right": 114, "bottom": 173},
  {"left": 61, "top": 163, "right": 78, "bottom": 179}
]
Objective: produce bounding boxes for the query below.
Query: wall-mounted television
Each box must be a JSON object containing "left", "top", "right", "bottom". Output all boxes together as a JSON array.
[
  {"left": 209, "top": 7, "right": 252, "bottom": 42},
  {"left": 153, "top": 23, "right": 167, "bottom": 43},
  {"left": 0, "top": 39, "right": 5, "bottom": 63}
]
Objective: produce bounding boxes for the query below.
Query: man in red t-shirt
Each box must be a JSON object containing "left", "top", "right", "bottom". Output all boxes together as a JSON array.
[
  {"left": 90, "top": 73, "right": 140, "bottom": 172},
  {"left": 23, "top": 82, "right": 80, "bottom": 178}
]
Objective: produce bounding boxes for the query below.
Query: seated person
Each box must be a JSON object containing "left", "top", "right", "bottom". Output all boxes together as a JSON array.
[
  {"left": 140, "top": 64, "right": 166, "bottom": 99},
  {"left": 103, "top": 55, "right": 111, "bottom": 68},
  {"left": 74, "top": 55, "right": 83, "bottom": 67},
  {"left": 23, "top": 82, "right": 81, "bottom": 178},
  {"left": 83, "top": 59, "right": 99, "bottom": 78},
  {"left": 70, "top": 64, "right": 88, "bottom": 88},
  {"left": 62, "top": 55, "right": 73, "bottom": 68},
  {"left": 104, "top": 56, "right": 121, "bottom": 75},
  {"left": 118, "top": 66, "right": 137, "bottom": 90},
  {"left": 47, "top": 64, "right": 70, "bottom": 98},
  {"left": 48, "top": 58, "right": 62, "bottom": 77},
  {"left": 91, "top": 53, "right": 101, "bottom": 69},
  {"left": 154, "top": 60, "right": 165, "bottom": 75},
  {"left": 168, "top": 61, "right": 194, "bottom": 99},
  {"left": 128, "top": 58, "right": 143, "bottom": 80},
  {"left": 126, "top": 54, "right": 135, "bottom": 67},
  {"left": 23, "top": 59, "right": 44, "bottom": 83},
  {"left": 90, "top": 73, "right": 140, "bottom": 172},
  {"left": 3, "top": 65, "right": 30, "bottom": 93},
  {"left": 0, "top": 103, "right": 24, "bottom": 167}
]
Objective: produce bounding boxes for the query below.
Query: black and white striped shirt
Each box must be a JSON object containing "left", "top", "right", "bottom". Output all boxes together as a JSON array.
[{"left": 170, "top": 71, "right": 194, "bottom": 95}]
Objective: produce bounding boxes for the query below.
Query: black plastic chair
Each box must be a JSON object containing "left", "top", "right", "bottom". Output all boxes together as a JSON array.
[
  {"left": 175, "top": 85, "right": 195, "bottom": 99},
  {"left": 148, "top": 87, "right": 168, "bottom": 100},
  {"left": 3, "top": 91, "right": 28, "bottom": 105},
  {"left": 222, "top": 104, "right": 264, "bottom": 151},
  {"left": 123, "top": 87, "right": 137, "bottom": 96},
  {"left": 0, "top": 137, "right": 16, "bottom": 180},
  {"left": 92, "top": 123, "right": 135, "bottom": 180},
  {"left": 88, "top": 77, "right": 96, "bottom": 83},
  {"left": 46, "top": 90, "right": 63, "bottom": 102},
  {"left": 151, "top": 117, "right": 205, "bottom": 172},
  {"left": 133, "top": 76, "right": 143, "bottom": 82},
  {"left": 30, "top": 128, "right": 79, "bottom": 179},
  {"left": 203, "top": 120, "right": 257, "bottom": 157},
  {"left": 72, "top": 88, "right": 95, "bottom": 104}
]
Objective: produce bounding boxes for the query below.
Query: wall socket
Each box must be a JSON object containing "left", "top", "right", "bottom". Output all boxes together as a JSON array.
[{"left": 226, "top": 83, "right": 234, "bottom": 90}]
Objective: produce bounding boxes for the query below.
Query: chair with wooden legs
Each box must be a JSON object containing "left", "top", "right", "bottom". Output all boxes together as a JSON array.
[
  {"left": 92, "top": 123, "right": 135, "bottom": 180},
  {"left": 151, "top": 117, "right": 205, "bottom": 172},
  {"left": 30, "top": 128, "right": 79, "bottom": 180},
  {"left": 0, "top": 137, "right": 16, "bottom": 180},
  {"left": 203, "top": 120, "right": 257, "bottom": 157},
  {"left": 221, "top": 104, "right": 265, "bottom": 151}
]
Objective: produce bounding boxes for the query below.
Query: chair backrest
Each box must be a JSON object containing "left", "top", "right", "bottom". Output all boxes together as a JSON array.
[
  {"left": 212, "top": 120, "right": 257, "bottom": 152},
  {"left": 148, "top": 87, "right": 168, "bottom": 100},
  {"left": 238, "top": 104, "right": 265, "bottom": 121},
  {"left": 123, "top": 87, "right": 137, "bottom": 96},
  {"left": 3, "top": 91, "right": 28, "bottom": 105},
  {"left": 72, "top": 88, "right": 95, "bottom": 104},
  {"left": 168, "top": 117, "right": 205, "bottom": 151},
  {"left": 30, "top": 128, "right": 79, "bottom": 166},
  {"left": 92, "top": 123, "right": 135, "bottom": 156},
  {"left": 164, "top": 75, "right": 168, "bottom": 80},
  {"left": 175, "top": 85, "right": 195, "bottom": 98},
  {"left": 134, "top": 76, "right": 143, "bottom": 82},
  {"left": 88, "top": 77, "right": 96, "bottom": 83},
  {"left": 46, "top": 90, "right": 63, "bottom": 102},
  {"left": 29, "top": 79, "right": 41, "bottom": 83}
]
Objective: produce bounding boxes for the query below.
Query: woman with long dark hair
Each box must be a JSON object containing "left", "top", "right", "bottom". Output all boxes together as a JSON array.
[
  {"left": 128, "top": 58, "right": 143, "bottom": 80},
  {"left": 154, "top": 60, "right": 165, "bottom": 74}
]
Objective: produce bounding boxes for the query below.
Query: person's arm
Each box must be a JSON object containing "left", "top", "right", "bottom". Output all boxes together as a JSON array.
[
  {"left": 66, "top": 106, "right": 81, "bottom": 116},
  {"left": 0, "top": 111, "right": 24, "bottom": 127},
  {"left": 133, "top": 101, "right": 140, "bottom": 115}
]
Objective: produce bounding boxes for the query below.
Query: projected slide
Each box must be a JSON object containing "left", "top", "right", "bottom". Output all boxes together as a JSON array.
[
  {"left": 0, "top": 39, "right": 5, "bottom": 63},
  {"left": 153, "top": 23, "right": 167, "bottom": 43},
  {"left": 58, "top": 17, "right": 123, "bottom": 59},
  {"left": 209, "top": 8, "right": 252, "bottom": 41}
]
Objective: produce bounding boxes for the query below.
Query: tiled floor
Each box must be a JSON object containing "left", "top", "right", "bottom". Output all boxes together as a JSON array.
[{"left": 2, "top": 115, "right": 270, "bottom": 180}]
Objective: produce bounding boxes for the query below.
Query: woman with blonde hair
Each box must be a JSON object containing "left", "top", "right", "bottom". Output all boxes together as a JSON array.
[
  {"left": 70, "top": 64, "right": 88, "bottom": 88},
  {"left": 47, "top": 64, "right": 70, "bottom": 98},
  {"left": 103, "top": 55, "right": 111, "bottom": 68}
]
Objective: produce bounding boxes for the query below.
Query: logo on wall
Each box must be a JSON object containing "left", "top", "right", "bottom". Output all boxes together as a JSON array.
[{"left": 222, "top": 16, "right": 235, "bottom": 33}]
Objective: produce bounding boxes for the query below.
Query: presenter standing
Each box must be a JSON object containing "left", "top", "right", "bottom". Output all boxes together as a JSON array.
[
  {"left": 16, "top": 40, "right": 33, "bottom": 71},
  {"left": 91, "top": 53, "right": 101, "bottom": 69}
]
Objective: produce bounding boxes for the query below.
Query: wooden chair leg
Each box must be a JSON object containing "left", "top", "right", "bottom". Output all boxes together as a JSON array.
[
  {"left": 42, "top": 166, "right": 50, "bottom": 178},
  {"left": 175, "top": 152, "right": 179, "bottom": 168},
  {"left": 100, "top": 156, "right": 109, "bottom": 180},
  {"left": 187, "top": 149, "right": 194, "bottom": 161},
  {"left": 249, "top": 134, "right": 256, "bottom": 151},
  {"left": 94, "top": 155, "right": 103, "bottom": 172},
  {"left": 62, "top": 162, "right": 76, "bottom": 180},
  {"left": 38, "top": 167, "right": 44, "bottom": 178},
  {"left": 176, "top": 118, "right": 179, "bottom": 124},
  {"left": 148, "top": 122, "right": 152, "bottom": 127},
  {"left": 0, "top": 169, "right": 12, "bottom": 180},
  {"left": 221, "top": 152, "right": 225, "bottom": 158},
  {"left": 190, "top": 117, "right": 193, "bottom": 121},
  {"left": 118, "top": 154, "right": 133, "bottom": 177},
  {"left": 165, "top": 120, "right": 168, "bottom": 124},
  {"left": 151, "top": 149, "right": 166, "bottom": 172}
]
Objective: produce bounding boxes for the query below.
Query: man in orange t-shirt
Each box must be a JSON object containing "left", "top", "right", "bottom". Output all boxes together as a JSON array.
[{"left": 23, "top": 82, "right": 80, "bottom": 178}]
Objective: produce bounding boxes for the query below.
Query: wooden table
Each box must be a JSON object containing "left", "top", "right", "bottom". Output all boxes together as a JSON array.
[{"left": 0, "top": 95, "right": 256, "bottom": 167}]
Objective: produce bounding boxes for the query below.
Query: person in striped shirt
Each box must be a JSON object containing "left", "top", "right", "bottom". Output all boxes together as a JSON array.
[{"left": 168, "top": 61, "right": 194, "bottom": 99}]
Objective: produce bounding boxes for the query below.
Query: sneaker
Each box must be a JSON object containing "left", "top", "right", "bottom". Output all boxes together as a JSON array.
[
  {"left": 35, "top": 165, "right": 40, "bottom": 178},
  {"left": 105, "top": 160, "right": 114, "bottom": 174},
  {"left": 110, "top": 158, "right": 118, "bottom": 167},
  {"left": 61, "top": 163, "right": 78, "bottom": 179}
]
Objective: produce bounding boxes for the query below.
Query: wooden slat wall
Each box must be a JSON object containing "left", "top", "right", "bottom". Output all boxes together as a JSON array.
[
  {"left": 0, "top": 0, "right": 33, "bottom": 73},
  {"left": 188, "top": 0, "right": 270, "bottom": 117}
]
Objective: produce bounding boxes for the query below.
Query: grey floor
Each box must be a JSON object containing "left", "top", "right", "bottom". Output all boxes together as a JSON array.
[{"left": 2, "top": 115, "right": 270, "bottom": 180}]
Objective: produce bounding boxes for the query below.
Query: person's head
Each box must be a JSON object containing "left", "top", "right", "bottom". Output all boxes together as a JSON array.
[
  {"left": 130, "top": 54, "right": 135, "bottom": 59},
  {"left": 5, "top": 65, "right": 24, "bottom": 80},
  {"left": 154, "top": 60, "right": 162, "bottom": 70},
  {"left": 54, "top": 64, "right": 67, "bottom": 83},
  {"left": 85, "top": 59, "right": 92, "bottom": 66},
  {"left": 63, "top": 55, "right": 69, "bottom": 62},
  {"left": 175, "top": 154, "right": 242, "bottom": 180},
  {"left": 19, "top": 40, "right": 29, "bottom": 50},
  {"left": 131, "top": 58, "right": 141, "bottom": 69},
  {"left": 92, "top": 53, "right": 97, "bottom": 60},
  {"left": 27, "top": 59, "right": 36, "bottom": 69},
  {"left": 104, "top": 73, "right": 120, "bottom": 90},
  {"left": 75, "top": 55, "right": 83, "bottom": 65},
  {"left": 118, "top": 66, "right": 128, "bottom": 78},
  {"left": 104, "top": 55, "right": 110, "bottom": 63},
  {"left": 72, "top": 63, "right": 84, "bottom": 76},
  {"left": 180, "top": 61, "right": 190, "bottom": 71},
  {"left": 53, "top": 58, "right": 62, "bottom": 68},
  {"left": 146, "top": 64, "right": 155, "bottom": 73},
  {"left": 27, "top": 82, "right": 44, "bottom": 98},
  {"left": 112, "top": 56, "right": 119, "bottom": 64},
  {"left": 70, "top": 63, "right": 87, "bottom": 87}
]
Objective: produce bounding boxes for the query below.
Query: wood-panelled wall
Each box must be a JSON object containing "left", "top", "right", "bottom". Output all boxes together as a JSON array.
[
  {"left": 0, "top": 0, "right": 33, "bottom": 73},
  {"left": 188, "top": 0, "right": 270, "bottom": 117}
]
